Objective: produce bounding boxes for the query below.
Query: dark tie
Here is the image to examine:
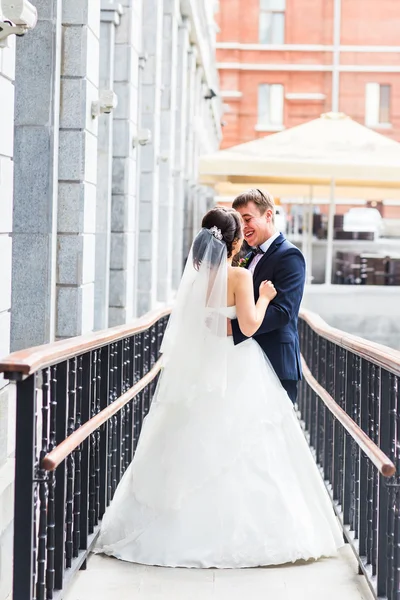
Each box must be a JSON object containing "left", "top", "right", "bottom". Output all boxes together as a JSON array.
[{"left": 255, "top": 247, "right": 264, "bottom": 256}]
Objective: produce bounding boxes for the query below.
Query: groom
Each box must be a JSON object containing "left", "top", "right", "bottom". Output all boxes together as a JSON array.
[{"left": 229, "top": 189, "right": 306, "bottom": 404}]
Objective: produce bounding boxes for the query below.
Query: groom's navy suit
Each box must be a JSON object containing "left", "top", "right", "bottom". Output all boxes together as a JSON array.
[{"left": 231, "top": 233, "right": 306, "bottom": 404}]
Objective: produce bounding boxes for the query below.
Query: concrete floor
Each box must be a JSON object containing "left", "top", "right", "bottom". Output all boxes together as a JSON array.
[{"left": 65, "top": 545, "right": 374, "bottom": 600}]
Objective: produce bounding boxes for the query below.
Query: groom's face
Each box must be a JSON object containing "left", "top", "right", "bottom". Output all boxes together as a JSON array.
[{"left": 236, "top": 201, "right": 272, "bottom": 248}]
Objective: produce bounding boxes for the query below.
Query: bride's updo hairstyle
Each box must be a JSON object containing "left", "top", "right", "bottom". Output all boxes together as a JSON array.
[{"left": 193, "top": 207, "right": 242, "bottom": 269}]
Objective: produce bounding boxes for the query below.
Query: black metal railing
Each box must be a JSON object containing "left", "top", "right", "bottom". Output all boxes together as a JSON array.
[
  {"left": 0, "top": 307, "right": 171, "bottom": 600},
  {"left": 299, "top": 309, "right": 400, "bottom": 600}
]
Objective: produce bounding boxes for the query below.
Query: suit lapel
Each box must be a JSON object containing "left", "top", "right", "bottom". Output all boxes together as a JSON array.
[{"left": 253, "top": 233, "right": 285, "bottom": 281}]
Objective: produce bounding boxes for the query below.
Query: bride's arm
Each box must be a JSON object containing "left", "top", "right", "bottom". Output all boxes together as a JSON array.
[{"left": 233, "top": 269, "right": 275, "bottom": 337}]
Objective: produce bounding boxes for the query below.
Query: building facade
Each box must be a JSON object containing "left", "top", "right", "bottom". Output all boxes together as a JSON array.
[
  {"left": 216, "top": 0, "right": 400, "bottom": 149},
  {"left": 0, "top": 2, "right": 222, "bottom": 598}
]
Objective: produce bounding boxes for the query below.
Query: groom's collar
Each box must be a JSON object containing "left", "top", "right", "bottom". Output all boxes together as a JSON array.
[{"left": 259, "top": 231, "right": 281, "bottom": 254}]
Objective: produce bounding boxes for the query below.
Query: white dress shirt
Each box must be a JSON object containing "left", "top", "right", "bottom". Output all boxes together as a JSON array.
[{"left": 248, "top": 231, "right": 281, "bottom": 275}]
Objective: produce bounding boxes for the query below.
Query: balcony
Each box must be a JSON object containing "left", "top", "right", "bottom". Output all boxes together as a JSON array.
[{"left": 0, "top": 308, "right": 399, "bottom": 600}]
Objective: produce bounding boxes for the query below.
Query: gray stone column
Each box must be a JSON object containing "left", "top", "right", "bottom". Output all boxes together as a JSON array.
[
  {"left": 57, "top": 0, "right": 100, "bottom": 338},
  {"left": 172, "top": 18, "right": 190, "bottom": 288},
  {"left": 182, "top": 46, "right": 197, "bottom": 261},
  {"left": 192, "top": 65, "right": 204, "bottom": 195},
  {"left": 137, "top": 0, "right": 164, "bottom": 315},
  {"left": 156, "top": 0, "right": 179, "bottom": 303},
  {"left": 94, "top": 1, "right": 122, "bottom": 330},
  {"left": 109, "top": 0, "right": 143, "bottom": 326},
  {"left": 11, "top": 0, "right": 62, "bottom": 350}
]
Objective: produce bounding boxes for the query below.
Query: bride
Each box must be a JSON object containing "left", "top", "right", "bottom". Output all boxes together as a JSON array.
[{"left": 95, "top": 207, "right": 343, "bottom": 568}]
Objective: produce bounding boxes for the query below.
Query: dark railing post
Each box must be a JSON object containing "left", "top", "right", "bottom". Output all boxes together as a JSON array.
[
  {"left": 377, "top": 369, "right": 391, "bottom": 597},
  {"left": 358, "top": 358, "right": 370, "bottom": 560},
  {"left": 13, "top": 374, "right": 36, "bottom": 600},
  {"left": 99, "top": 345, "right": 110, "bottom": 519},
  {"left": 343, "top": 350, "right": 353, "bottom": 525},
  {"left": 54, "top": 361, "right": 68, "bottom": 590},
  {"left": 79, "top": 352, "right": 91, "bottom": 567}
]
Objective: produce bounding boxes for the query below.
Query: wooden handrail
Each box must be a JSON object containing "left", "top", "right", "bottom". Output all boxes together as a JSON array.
[
  {"left": 44, "top": 352, "right": 395, "bottom": 476},
  {"left": 300, "top": 308, "right": 400, "bottom": 378},
  {"left": 301, "top": 355, "right": 395, "bottom": 478},
  {"left": 0, "top": 306, "right": 172, "bottom": 377},
  {"left": 41, "top": 358, "right": 163, "bottom": 471}
]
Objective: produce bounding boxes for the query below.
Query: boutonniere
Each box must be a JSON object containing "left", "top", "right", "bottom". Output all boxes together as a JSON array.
[{"left": 238, "top": 256, "right": 250, "bottom": 268}]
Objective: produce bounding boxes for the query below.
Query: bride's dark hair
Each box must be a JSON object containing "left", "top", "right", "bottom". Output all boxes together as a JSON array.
[{"left": 192, "top": 207, "right": 242, "bottom": 269}]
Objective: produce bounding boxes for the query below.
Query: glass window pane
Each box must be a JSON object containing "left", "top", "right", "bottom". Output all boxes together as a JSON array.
[
  {"left": 261, "top": 0, "right": 286, "bottom": 10},
  {"left": 270, "top": 84, "right": 284, "bottom": 125},
  {"left": 260, "top": 12, "right": 285, "bottom": 44},
  {"left": 379, "top": 85, "right": 391, "bottom": 123},
  {"left": 259, "top": 12, "right": 273, "bottom": 44},
  {"left": 271, "top": 12, "right": 285, "bottom": 44},
  {"left": 258, "top": 84, "right": 284, "bottom": 126},
  {"left": 258, "top": 84, "right": 270, "bottom": 123}
]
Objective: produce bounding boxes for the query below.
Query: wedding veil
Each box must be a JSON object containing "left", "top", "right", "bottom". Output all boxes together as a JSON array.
[
  {"left": 126, "top": 228, "right": 230, "bottom": 511},
  {"left": 158, "top": 227, "right": 228, "bottom": 401}
]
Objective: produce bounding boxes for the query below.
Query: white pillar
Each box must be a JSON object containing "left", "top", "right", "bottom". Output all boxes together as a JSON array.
[
  {"left": 95, "top": 2, "right": 122, "bottom": 330},
  {"left": 306, "top": 187, "right": 314, "bottom": 284},
  {"left": 172, "top": 18, "right": 190, "bottom": 289},
  {"left": 325, "top": 179, "right": 336, "bottom": 285},
  {"left": 137, "top": 0, "right": 164, "bottom": 315},
  {"left": 157, "top": 0, "right": 179, "bottom": 303},
  {"left": 109, "top": 0, "right": 143, "bottom": 325}
]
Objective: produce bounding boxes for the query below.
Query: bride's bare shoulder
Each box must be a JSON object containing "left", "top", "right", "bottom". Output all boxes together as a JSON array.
[{"left": 229, "top": 266, "right": 252, "bottom": 286}]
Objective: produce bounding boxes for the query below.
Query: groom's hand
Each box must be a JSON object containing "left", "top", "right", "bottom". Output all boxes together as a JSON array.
[{"left": 227, "top": 319, "right": 233, "bottom": 336}]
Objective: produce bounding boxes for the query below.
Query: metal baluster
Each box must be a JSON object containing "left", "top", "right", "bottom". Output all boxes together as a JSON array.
[
  {"left": 334, "top": 346, "right": 346, "bottom": 509},
  {"left": 73, "top": 356, "right": 83, "bottom": 558},
  {"left": 377, "top": 369, "right": 391, "bottom": 597},
  {"left": 79, "top": 353, "right": 91, "bottom": 569},
  {"left": 371, "top": 365, "right": 380, "bottom": 575},
  {"left": 95, "top": 350, "right": 101, "bottom": 525},
  {"left": 393, "top": 376, "right": 400, "bottom": 599},
  {"left": 36, "top": 369, "right": 50, "bottom": 600},
  {"left": 46, "top": 366, "right": 57, "bottom": 599},
  {"left": 107, "top": 343, "right": 115, "bottom": 504},
  {"left": 66, "top": 358, "right": 77, "bottom": 569},
  {"left": 50, "top": 361, "right": 67, "bottom": 590},
  {"left": 343, "top": 351, "right": 353, "bottom": 526},
  {"left": 89, "top": 351, "right": 97, "bottom": 533},
  {"left": 358, "top": 358, "right": 370, "bottom": 561},
  {"left": 353, "top": 354, "right": 362, "bottom": 538},
  {"left": 99, "top": 345, "right": 110, "bottom": 518}
]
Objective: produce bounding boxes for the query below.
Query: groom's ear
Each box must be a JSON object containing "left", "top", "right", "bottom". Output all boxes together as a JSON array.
[{"left": 265, "top": 208, "right": 273, "bottom": 223}]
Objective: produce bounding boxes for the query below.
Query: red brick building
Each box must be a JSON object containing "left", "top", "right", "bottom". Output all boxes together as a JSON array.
[{"left": 216, "top": 0, "right": 400, "bottom": 150}]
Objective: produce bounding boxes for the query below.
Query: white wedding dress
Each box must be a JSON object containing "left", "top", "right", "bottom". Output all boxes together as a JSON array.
[{"left": 95, "top": 303, "right": 344, "bottom": 568}]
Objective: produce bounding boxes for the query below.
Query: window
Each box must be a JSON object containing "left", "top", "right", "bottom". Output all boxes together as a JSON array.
[
  {"left": 258, "top": 84, "right": 284, "bottom": 129},
  {"left": 259, "top": 0, "right": 285, "bottom": 44},
  {"left": 365, "top": 83, "right": 391, "bottom": 127}
]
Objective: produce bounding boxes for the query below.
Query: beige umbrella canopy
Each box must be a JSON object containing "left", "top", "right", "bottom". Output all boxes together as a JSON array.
[
  {"left": 199, "top": 112, "right": 400, "bottom": 186},
  {"left": 199, "top": 112, "right": 400, "bottom": 285}
]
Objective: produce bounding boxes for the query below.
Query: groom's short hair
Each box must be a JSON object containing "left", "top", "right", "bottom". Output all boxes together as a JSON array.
[{"left": 232, "top": 188, "right": 275, "bottom": 222}]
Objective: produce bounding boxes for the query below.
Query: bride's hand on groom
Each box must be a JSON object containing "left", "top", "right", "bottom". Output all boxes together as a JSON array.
[{"left": 259, "top": 280, "right": 277, "bottom": 301}]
